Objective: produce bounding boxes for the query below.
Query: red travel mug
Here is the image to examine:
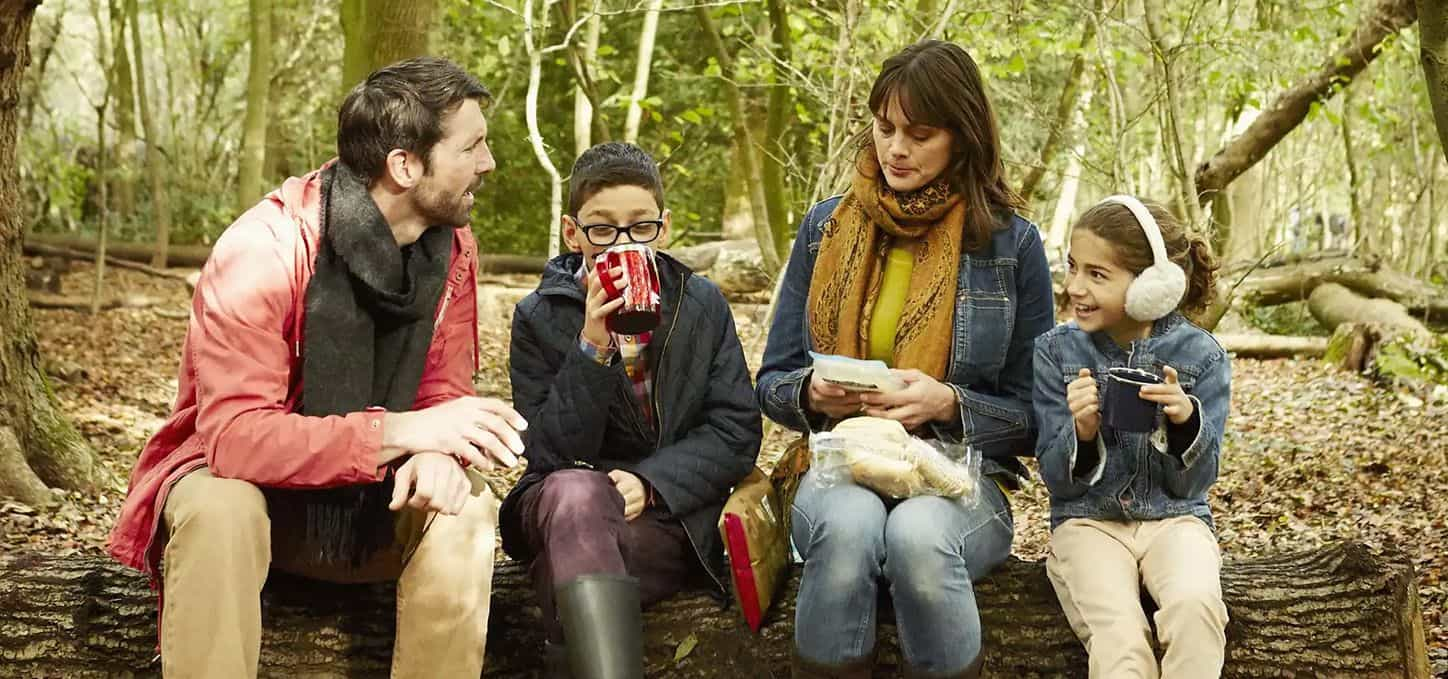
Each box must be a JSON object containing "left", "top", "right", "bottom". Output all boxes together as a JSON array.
[{"left": 594, "top": 244, "right": 662, "bottom": 334}]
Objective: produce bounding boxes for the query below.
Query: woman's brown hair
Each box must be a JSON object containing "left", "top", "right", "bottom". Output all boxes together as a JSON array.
[
  {"left": 1073, "top": 199, "right": 1219, "bottom": 316},
  {"left": 860, "top": 40, "right": 1024, "bottom": 251}
]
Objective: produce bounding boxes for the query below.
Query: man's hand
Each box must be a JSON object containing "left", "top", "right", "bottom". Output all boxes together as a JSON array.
[
  {"left": 608, "top": 469, "right": 647, "bottom": 521},
  {"left": 582, "top": 266, "right": 627, "bottom": 349},
  {"left": 1138, "top": 365, "right": 1195, "bottom": 425},
  {"left": 859, "top": 369, "right": 957, "bottom": 431},
  {"left": 1067, "top": 368, "right": 1102, "bottom": 441},
  {"left": 806, "top": 370, "right": 865, "bottom": 419},
  {"left": 382, "top": 396, "right": 528, "bottom": 470},
  {"left": 390, "top": 452, "right": 473, "bottom": 515}
]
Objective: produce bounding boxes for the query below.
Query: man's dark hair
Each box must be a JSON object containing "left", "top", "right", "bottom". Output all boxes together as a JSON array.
[
  {"left": 337, "top": 57, "right": 491, "bottom": 181},
  {"left": 567, "top": 142, "right": 664, "bottom": 216}
]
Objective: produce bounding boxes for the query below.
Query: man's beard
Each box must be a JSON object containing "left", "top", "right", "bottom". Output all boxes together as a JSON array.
[{"left": 413, "top": 177, "right": 474, "bottom": 228}]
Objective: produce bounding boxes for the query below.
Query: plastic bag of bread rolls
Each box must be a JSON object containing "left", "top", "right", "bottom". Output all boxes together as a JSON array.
[{"left": 808, "top": 416, "right": 981, "bottom": 504}]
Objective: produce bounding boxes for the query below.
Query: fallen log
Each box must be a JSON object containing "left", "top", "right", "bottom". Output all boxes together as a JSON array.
[
  {"left": 0, "top": 541, "right": 1428, "bottom": 677},
  {"left": 24, "top": 234, "right": 213, "bottom": 269},
  {"left": 21, "top": 242, "right": 193, "bottom": 282},
  {"left": 1308, "top": 283, "right": 1432, "bottom": 339},
  {"left": 1215, "top": 333, "right": 1328, "bottom": 358},
  {"left": 25, "top": 292, "right": 159, "bottom": 311},
  {"left": 1229, "top": 254, "right": 1448, "bottom": 319}
]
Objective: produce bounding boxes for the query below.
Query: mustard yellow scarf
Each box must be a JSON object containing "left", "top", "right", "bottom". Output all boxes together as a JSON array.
[{"left": 807, "top": 151, "right": 964, "bottom": 380}]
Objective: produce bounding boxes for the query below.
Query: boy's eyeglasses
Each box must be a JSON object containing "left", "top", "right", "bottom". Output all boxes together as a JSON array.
[{"left": 578, "top": 219, "right": 665, "bottom": 247}]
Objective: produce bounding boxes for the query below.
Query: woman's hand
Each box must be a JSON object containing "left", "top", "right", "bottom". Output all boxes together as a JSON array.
[
  {"left": 859, "top": 369, "right": 958, "bottom": 431},
  {"left": 806, "top": 371, "right": 865, "bottom": 419}
]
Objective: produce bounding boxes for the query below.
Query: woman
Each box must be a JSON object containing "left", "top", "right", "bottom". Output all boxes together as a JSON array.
[{"left": 755, "top": 40, "right": 1055, "bottom": 678}]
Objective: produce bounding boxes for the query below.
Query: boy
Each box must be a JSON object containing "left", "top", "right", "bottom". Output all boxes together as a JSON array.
[{"left": 502, "top": 142, "right": 761, "bottom": 678}]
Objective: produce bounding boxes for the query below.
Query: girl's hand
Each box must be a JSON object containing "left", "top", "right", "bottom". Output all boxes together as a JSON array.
[
  {"left": 859, "top": 369, "right": 957, "bottom": 431},
  {"left": 1139, "top": 365, "right": 1194, "bottom": 425},
  {"left": 1067, "top": 368, "right": 1101, "bottom": 441}
]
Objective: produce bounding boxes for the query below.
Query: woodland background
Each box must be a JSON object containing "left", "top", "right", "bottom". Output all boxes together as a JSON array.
[{"left": 2, "top": 0, "right": 1448, "bottom": 674}]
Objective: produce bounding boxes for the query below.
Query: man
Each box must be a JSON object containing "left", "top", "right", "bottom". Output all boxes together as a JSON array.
[{"left": 107, "top": 57, "right": 525, "bottom": 678}]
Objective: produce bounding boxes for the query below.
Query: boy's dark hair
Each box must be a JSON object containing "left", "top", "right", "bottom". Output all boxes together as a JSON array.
[
  {"left": 337, "top": 57, "right": 491, "bottom": 181},
  {"left": 1074, "top": 199, "right": 1220, "bottom": 316},
  {"left": 859, "top": 40, "right": 1024, "bottom": 252},
  {"left": 567, "top": 142, "right": 664, "bottom": 216}
]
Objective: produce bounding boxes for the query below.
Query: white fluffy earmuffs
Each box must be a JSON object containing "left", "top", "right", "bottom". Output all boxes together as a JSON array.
[{"left": 1097, "top": 195, "right": 1186, "bottom": 322}]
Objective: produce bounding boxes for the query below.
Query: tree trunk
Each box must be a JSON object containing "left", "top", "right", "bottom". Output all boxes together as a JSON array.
[
  {"left": 1194, "top": 0, "right": 1418, "bottom": 204},
  {"left": 1143, "top": 0, "right": 1200, "bottom": 225},
  {"left": 523, "top": 0, "right": 564, "bottom": 258},
  {"left": 107, "top": 0, "right": 136, "bottom": 218},
  {"left": 0, "top": 0, "right": 101, "bottom": 503},
  {"left": 237, "top": 0, "right": 273, "bottom": 213},
  {"left": 370, "top": 0, "right": 435, "bottom": 72},
  {"left": 340, "top": 0, "right": 374, "bottom": 90},
  {"left": 621, "top": 0, "right": 663, "bottom": 144},
  {"left": 571, "top": 5, "right": 601, "bottom": 155},
  {"left": 761, "top": 0, "right": 794, "bottom": 260},
  {"left": 696, "top": 7, "right": 781, "bottom": 273},
  {"left": 0, "top": 541, "right": 1429, "bottom": 677},
  {"left": 1422, "top": 0, "right": 1448, "bottom": 162},
  {"left": 1019, "top": 5, "right": 1097, "bottom": 203},
  {"left": 127, "top": 0, "right": 173, "bottom": 268}
]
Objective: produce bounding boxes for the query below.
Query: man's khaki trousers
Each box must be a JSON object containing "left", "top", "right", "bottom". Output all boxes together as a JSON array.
[
  {"left": 1046, "top": 516, "right": 1228, "bottom": 679},
  {"left": 158, "top": 468, "right": 497, "bottom": 678}
]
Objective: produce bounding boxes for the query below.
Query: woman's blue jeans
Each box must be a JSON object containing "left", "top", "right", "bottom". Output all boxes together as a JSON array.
[{"left": 790, "top": 467, "right": 1014, "bottom": 673}]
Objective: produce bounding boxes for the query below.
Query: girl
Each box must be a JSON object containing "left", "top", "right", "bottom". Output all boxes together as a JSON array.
[
  {"left": 756, "top": 40, "right": 1055, "bottom": 679},
  {"left": 1033, "top": 195, "right": 1229, "bottom": 678}
]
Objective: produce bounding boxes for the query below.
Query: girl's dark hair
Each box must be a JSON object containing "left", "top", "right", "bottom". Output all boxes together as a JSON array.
[
  {"left": 1073, "top": 199, "right": 1219, "bottom": 315},
  {"left": 860, "top": 40, "right": 1023, "bottom": 252}
]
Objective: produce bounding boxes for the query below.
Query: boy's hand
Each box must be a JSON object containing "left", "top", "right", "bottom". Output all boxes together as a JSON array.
[
  {"left": 1138, "top": 365, "right": 1194, "bottom": 425},
  {"left": 608, "top": 469, "right": 647, "bottom": 521},
  {"left": 806, "top": 371, "right": 864, "bottom": 419},
  {"left": 582, "top": 267, "right": 627, "bottom": 349},
  {"left": 1067, "top": 368, "right": 1102, "bottom": 441},
  {"left": 860, "top": 369, "right": 957, "bottom": 431},
  {"left": 389, "top": 452, "right": 473, "bottom": 515}
]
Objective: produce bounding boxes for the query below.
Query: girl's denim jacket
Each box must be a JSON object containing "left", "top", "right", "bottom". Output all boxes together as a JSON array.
[
  {"left": 1032, "top": 312, "right": 1230, "bottom": 529},
  {"left": 755, "top": 196, "right": 1057, "bottom": 483}
]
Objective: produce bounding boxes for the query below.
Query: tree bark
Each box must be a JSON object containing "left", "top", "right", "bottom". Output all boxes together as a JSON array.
[
  {"left": 1143, "top": 0, "right": 1200, "bottom": 225},
  {"left": 762, "top": 0, "right": 794, "bottom": 260},
  {"left": 1194, "top": 0, "right": 1418, "bottom": 204},
  {"left": 237, "top": 0, "right": 273, "bottom": 213},
  {"left": 1214, "top": 333, "right": 1328, "bottom": 358},
  {"left": 127, "top": 0, "right": 173, "bottom": 268},
  {"left": 107, "top": 0, "right": 135, "bottom": 217},
  {"left": 1308, "top": 283, "right": 1432, "bottom": 338},
  {"left": 340, "top": 0, "right": 374, "bottom": 91},
  {"left": 523, "top": 0, "right": 564, "bottom": 259},
  {"left": 0, "top": 0, "right": 101, "bottom": 501},
  {"left": 1422, "top": 0, "right": 1448, "bottom": 162},
  {"left": 0, "top": 541, "right": 1429, "bottom": 677},
  {"left": 1228, "top": 254, "right": 1448, "bottom": 319},
  {"left": 622, "top": 0, "right": 663, "bottom": 144},
  {"left": 696, "top": 7, "right": 781, "bottom": 273},
  {"left": 1019, "top": 6, "right": 1097, "bottom": 203},
  {"left": 370, "top": 0, "right": 435, "bottom": 72}
]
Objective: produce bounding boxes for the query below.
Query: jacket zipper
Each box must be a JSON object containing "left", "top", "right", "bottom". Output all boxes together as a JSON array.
[{"left": 652, "top": 276, "right": 726, "bottom": 594}]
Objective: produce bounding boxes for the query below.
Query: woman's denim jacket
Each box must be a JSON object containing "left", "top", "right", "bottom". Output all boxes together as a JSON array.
[
  {"left": 754, "top": 196, "right": 1057, "bottom": 483},
  {"left": 1032, "top": 312, "right": 1230, "bottom": 529}
]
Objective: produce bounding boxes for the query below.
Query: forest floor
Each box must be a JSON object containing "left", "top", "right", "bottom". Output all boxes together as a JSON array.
[{"left": 7, "top": 262, "right": 1448, "bottom": 673}]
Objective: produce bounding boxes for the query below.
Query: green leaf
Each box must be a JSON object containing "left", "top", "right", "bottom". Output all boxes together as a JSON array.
[
  {"left": 674, "top": 634, "right": 698, "bottom": 663},
  {"left": 498, "top": 35, "right": 511, "bottom": 55},
  {"left": 682, "top": 110, "right": 703, "bottom": 125}
]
